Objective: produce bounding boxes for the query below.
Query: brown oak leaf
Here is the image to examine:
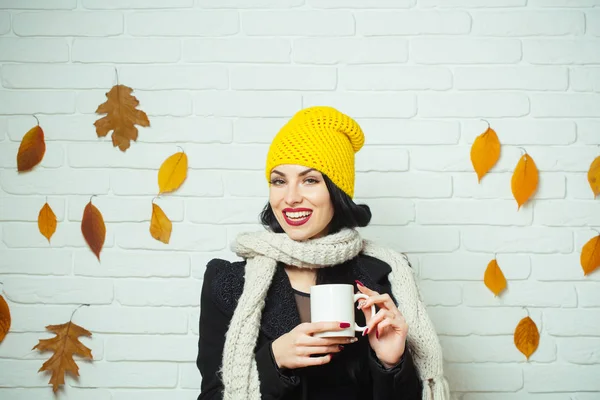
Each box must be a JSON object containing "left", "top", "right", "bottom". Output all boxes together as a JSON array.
[
  {"left": 94, "top": 84, "right": 150, "bottom": 152},
  {"left": 33, "top": 321, "right": 93, "bottom": 392}
]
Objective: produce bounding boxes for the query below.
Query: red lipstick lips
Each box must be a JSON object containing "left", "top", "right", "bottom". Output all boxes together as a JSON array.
[{"left": 282, "top": 208, "right": 313, "bottom": 226}]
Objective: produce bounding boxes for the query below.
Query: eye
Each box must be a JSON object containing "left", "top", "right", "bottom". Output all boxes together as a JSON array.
[
  {"left": 305, "top": 177, "right": 320, "bottom": 184},
  {"left": 270, "top": 178, "right": 285, "bottom": 186}
]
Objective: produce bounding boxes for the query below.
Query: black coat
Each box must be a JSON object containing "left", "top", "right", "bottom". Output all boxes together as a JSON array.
[{"left": 196, "top": 254, "right": 423, "bottom": 400}]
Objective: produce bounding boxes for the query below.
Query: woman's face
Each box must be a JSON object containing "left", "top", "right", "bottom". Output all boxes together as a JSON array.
[{"left": 269, "top": 164, "right": 334, "bottom": 241}]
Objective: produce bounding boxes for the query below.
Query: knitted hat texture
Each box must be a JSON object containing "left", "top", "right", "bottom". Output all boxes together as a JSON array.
[{"left": 265, "top": 106, "right": 365, "bottom": 198}]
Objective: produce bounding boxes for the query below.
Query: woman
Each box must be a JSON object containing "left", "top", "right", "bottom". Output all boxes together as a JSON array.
[{"left": 196, "top": 106, "right": 450, "bottom": 400}]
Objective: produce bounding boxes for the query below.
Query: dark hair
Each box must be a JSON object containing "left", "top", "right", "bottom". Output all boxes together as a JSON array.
[{"left": 259, "top": 173, "right": 371, "bottom": 234}]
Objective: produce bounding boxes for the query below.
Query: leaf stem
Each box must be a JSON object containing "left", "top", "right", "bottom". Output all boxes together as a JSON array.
[
  {"left": 89, "top": 194, "right": 97, "bottom": 204},
  {"left": 33, "top": 114, "right": 40, "bottom": 126},
  {"left": 479, "top": 119, "right": 490, "bottom": 130},
  {"left": 176, "top": 145, "right": 185, "bottom": 154},
  {"left": 70, "top": 304, "right": 90, "bottom": 322}
]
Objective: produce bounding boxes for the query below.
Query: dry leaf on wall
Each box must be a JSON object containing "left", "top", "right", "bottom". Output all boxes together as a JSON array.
[
  {"left": 470, "top": 123, "right": 501, "bottom": 182},
  {"left": 17, "top": 119, "right": 46, "bottom": 172},
  {"left": 588, "top": 156, "right": 600, "bottom": 198},
  {"left": 514, "top": 316, "right": 539, "bottom": 360},
  {"left": 511, "top": 151, "right": 539, "bottom": 209},
  {"left": 581, "top": 233, "right": 600, "bottom": 276},
  {"left": 484, "top": 258, "right": 507, "bottom": 296},
  {"left": 158, "top": 150, "right": 188, "bottom": 195},
  {"left": 0, "top": 295, "right": 11, "bottom": 343},
  {"left": 38, "top": 201, "right": 57, "bottom": 243},
  {"left": 33, "top": 317, "right": 93, "bottom": 392},
  {"left": 81, "top": 197, "right": 106, "bottom": 261},
  {"left": 150, "top": 200, "right": 172, "bottom": 244},
  {"left": 94, "top": 84, "right": 150, "bottom": 152}
]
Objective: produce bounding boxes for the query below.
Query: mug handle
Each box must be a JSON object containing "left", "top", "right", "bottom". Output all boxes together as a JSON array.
[{"left": 353, "top": 293, "right": 377, "bottom": 332}]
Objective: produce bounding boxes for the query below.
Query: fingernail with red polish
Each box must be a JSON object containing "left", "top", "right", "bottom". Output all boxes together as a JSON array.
[
  {"left": 339, "top": 345, "right": 344, "bottom": 350},
  {"left": 355, "top": 280, "right": 364, "bottom": 287},
  {"left": 340, "top": 322, "right": 351, "bottom": 328},
  {"left": 362, "top": 328, "right": 369, "bottom": 336},
  {"left": 375, "top": 330, "right": 379, "bottom": 339}
]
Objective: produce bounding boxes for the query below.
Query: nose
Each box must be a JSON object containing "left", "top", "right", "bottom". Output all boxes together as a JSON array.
[{"left": 284, "top": 183, "right": 302, "bottom": 206}]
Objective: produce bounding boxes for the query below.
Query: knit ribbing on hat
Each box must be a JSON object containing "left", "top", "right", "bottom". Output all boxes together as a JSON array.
[
  {"left": 265, "top": 106, "right": 365, "bottom": 198},
  {"left": 219, "top": 229, "right": 450, "bottom": 400}
]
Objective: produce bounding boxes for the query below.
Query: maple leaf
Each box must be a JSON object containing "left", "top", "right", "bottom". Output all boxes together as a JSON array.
[
  {"left": 33, "top": 321, "right": 93, "bottom": 392},
  {"left": 94, "top": 84, "right": 150, "bottom": 152}
]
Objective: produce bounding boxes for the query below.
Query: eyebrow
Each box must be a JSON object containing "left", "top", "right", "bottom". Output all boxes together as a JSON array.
[{"left": 270, "top": 168, "right": 316, "bottom": 177}]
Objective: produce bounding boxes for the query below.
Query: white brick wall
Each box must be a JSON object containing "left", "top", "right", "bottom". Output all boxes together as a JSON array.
[{"left": 0, "top": 1, "right": 598, "bottom": 399}]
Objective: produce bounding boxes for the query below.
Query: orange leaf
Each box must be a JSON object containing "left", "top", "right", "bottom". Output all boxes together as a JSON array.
[
  {"left": 81, "top": 199, "right": 106, "bottom": 261},
  {"left": 484, "top": 258, "right": 507, "bottom": 296},
  {"left": 0, "top": 295, "right": 11, "bottom": 343},
  {"left": 581, "top": 234, "right": 600, "bottom": 276},
  {"left": 33, "top": 321, "right": 93, "bottom": 393},
  {"left": 511, "top": 153, "right": 539, "bottom": 209},
  {"left": 470, "top": 125, "right": 501, "bottom": 182},
  {"left": 17, "top": 125, "right": 46, "bottom": 172},
  {"left": 38, "top": 202, "right": 57, "bottom": 243},
  {"left": 94, "top": 84, "right": 150, "bottom": 152},
  {"left": 150, "top": 202, "right": 172, "bottom": 244},
  {"left": 158, "top": 151, "right": 188, "bottom": 194},
  {"left": 588, "top": 156, "right": 600, "bottom": 198},
  {"left": 514, "top": 316, "right": 539, "bottom": 360}
]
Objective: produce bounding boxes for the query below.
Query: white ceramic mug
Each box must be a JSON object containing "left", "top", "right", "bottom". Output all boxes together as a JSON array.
[{"left": 310, "top": 284, "right": 377, "bottom": 337}]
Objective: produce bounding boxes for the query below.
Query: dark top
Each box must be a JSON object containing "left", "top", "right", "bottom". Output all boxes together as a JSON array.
[{"left": 196, "top": 253, "right": 423, "bottom": 400}]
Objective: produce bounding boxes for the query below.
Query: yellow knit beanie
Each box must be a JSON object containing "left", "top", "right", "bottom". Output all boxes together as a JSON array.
[{"left": 265, "top": 106, "right": 365, "bottom": 198}]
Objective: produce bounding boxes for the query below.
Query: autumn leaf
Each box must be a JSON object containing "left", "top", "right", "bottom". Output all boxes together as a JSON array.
[
  {"left": 150, "top": 201, "right": 172, "bottom": 244},
  {"left": 484, "top": 258, "right": 507, "bottom": 296},
  {"left": 33, "top": 321, "right": 93, "bottom": 393},
  {"left": 588, "top": 156, "right": 600, "bottom": 198},
  {"left": 158, "top": 151, "right": 188, "bottom": 194},
  {"left": 581, "top": 234, "right": 600, "bottom": 276},
  {"left": 0, "top": 295, "right": 10, "bottom": 343},
  {"left": 38, "top": 202, "right": 57, "bottom": 243},
  {"left": 94, "top": 84, "right": 150, "bottom": 152},
  {"left": 17, "top": 124, "right": 46, "bottom": 172},
  {"left": 514, "top": 316, "right": 539, "bottom": 360},
  {"left": 81, "top": 198, "right": 106, "bottom": 261},
  {"left": 511, "top": 152, "right": 539, "bottom": 209},
  {"left": 470, "top": 125, "right": 501, "bottom": 182}
]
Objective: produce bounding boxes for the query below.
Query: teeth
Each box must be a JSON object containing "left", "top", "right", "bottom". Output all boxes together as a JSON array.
[{"left": 285, "top": 211, "right": 311, "bottom": 219}]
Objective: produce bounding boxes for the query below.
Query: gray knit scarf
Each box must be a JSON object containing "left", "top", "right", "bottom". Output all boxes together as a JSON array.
[{"left": 220, "top": 228, "right": 450, "bottom": 400}]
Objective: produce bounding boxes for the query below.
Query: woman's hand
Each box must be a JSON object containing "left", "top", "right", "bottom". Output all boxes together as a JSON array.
[
  {"left": 356, "top": 281, "right": 408, "bottom": 368},
  {"left": 271, "top": 321, "right": 358, "bottom": 370}
]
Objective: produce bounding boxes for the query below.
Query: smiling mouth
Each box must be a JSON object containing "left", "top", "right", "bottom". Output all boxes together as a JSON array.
[{"left": 283, "top": 209, "right": 313, "bottom": 226}]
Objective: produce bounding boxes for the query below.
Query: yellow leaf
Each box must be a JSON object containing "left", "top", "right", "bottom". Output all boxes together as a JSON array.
[
  {"left": 150, "top": 202, "right": 172, "bottom": 244},
  {"left": 81, "top": 199, "right": 106, "bottom": 261},
  {"left": 588, "top": 156, "right": 600, "bottom": 198},
  {"left": 0, "top": 295, "right": 10, "bottom": 343},
  {"left": 94, "top": 84, "right": 150, "bottom": 152},
  {"left": 38, "top": 202, "right": 57, "bottom": 243},
  {"left": 484, "top": 258, "right": 507, "bottom": 296},
  {"left": 511, "top": 153, "right": 539, "bottom": 209},
  {"left": 470, "top": 126, "right": 501, "bottom": 182},
  {"left": 33, "top": 321, "right": 93, "bottom": 392},
  {"left": 17, "top": 125, "right": 46, "bottom": 172},
  {"left": 514, "top": 316, "right": 539, "bottom": 360},
  {"left": 158, "top": 151, "right": 188, "bottom": 194},
  {"left": 581, "top": 234, "right": 600, "bottom": 276}
]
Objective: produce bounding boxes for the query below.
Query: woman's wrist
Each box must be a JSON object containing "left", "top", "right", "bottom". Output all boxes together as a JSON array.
[{"left": 378, "top": 352, "right": 404, "bottom": 370}]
